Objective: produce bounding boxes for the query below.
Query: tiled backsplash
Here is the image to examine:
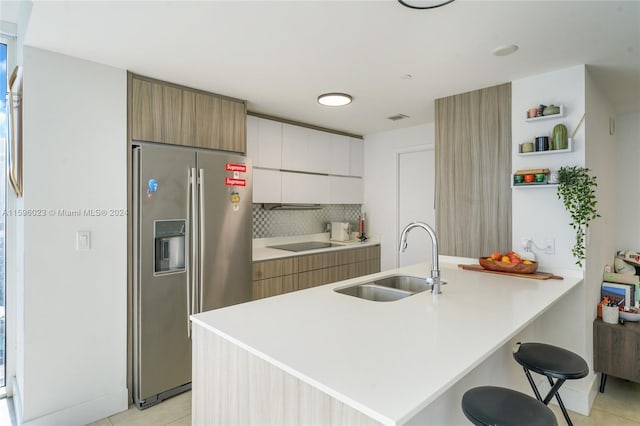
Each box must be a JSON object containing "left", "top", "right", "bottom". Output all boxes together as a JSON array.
[{"left": 252, "top": 204, "right": 361, "bottom": 238}]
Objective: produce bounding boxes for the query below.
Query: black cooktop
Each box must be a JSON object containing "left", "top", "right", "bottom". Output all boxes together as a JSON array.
[{"left": 268, "top": 241, "right": 342, "bottom": 252}]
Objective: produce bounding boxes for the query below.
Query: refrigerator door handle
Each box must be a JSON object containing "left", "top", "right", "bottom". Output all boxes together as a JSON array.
[
  {"left": 190, "top": 167, "right": 199, "bottom": 334},
  {"left": 186, "top": 169, "right": 192, "bottom": 337},
  {"left": 198, "top": 168, "right": 205, "bottom": 313}
]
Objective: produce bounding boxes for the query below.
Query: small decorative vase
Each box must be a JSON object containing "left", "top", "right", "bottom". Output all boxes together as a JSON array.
[{"left": 552, "top": 124, "right": 568, "bottom": 150}]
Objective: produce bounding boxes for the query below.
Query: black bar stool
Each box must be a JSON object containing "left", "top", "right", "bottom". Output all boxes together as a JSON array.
[
  {"left": 513, "top": 342, "right": 589, "bottom": 426},
  {"left": 462, "top": 386, "right": 557, "bottom": 426}
]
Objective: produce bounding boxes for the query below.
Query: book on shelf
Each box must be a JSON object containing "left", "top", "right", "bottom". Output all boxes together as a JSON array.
[
  {"left": 601, "top": 282, "right": 635, "bottom": 307},
  {"left": 603, "top": 272, "right": 639, "bottom": 285}
]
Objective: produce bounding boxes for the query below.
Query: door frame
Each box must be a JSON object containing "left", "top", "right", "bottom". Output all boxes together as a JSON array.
[
  {"left": 2, "top": 30, "right": 17, "bottom": 398},
  {"left": 394, "top": 145, "right": 435, "bottom": 268}
]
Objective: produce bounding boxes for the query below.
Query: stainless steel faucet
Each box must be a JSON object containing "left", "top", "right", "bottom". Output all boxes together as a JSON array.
[{"left": 399, "top": 222, "right": 445, "bottom": 294}]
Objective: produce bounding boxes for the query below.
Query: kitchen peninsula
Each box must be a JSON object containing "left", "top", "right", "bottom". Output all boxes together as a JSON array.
[{"left": 191, "top": 257, "right": 583, "bottom": 425}]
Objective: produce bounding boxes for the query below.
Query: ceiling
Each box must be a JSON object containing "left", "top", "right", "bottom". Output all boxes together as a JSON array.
[{"left": 6, "top": 0, "right": 640, "bottom": 136}]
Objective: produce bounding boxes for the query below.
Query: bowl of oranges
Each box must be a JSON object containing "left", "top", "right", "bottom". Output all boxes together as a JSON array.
[{"left": 479, "top": 251, "right": 538, "bottom": 274}]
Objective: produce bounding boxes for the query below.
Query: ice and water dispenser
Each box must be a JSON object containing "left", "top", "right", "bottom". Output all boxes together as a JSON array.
[{"left": 154, "top": 220, "right": 186, "bottom": 274}]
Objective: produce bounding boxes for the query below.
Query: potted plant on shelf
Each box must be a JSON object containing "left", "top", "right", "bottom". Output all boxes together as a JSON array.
[{"left": 556, "top": 166, "right": 600, "bottom": 267}]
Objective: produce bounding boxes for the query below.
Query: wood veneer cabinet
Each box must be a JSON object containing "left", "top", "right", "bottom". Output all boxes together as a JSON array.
[
  {"left": 192, "top": 324, "right": 381, "bottom": 425},
  {"left": 252, "top": 245, "right": 381, "bottom": 300},
  {"left": 130, "top": 74, "right": 246, "bottom": 152},
  {"left": 593, "top": 318, "right": 640, "bottom": 384}
]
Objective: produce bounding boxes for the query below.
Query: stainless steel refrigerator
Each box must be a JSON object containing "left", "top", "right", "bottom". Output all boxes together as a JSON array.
[{"left": 132, "top": 142, "right": 252, "bottom": 409}]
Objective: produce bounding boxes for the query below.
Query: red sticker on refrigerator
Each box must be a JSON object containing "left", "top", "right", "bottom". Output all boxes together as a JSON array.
[
  {"left": 225, "top": 163, "right": 247, "bottom": 173},
  {"left": 225, "top": 178, "right": 246, "bottom": 186}
]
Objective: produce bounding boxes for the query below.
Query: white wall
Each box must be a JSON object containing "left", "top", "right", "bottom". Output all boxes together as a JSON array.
[
  {"left": 583, "top": 67, "right": 618, "bottom": 380},
  {"left": 363, "top": 123, "right": 435, "bottom": 271},
  {"left": 512, "top": 65, "right": 594, "bottom": 408},
  {"left": 510, "top": 64, "right": 622, "bottom": 413},
  {"left": 615, "top": 112, "right": 640, "bottom": 249},
  {"left": 17, "top": 47, "right": 128, "bottom": 424},
  {"left": 511, "top": 65, "right": 586, "bottom": 271}
]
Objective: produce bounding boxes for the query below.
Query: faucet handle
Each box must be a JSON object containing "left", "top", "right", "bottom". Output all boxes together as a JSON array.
[{"left": 426, "top": 276, "right": 446, "bottom": 294}]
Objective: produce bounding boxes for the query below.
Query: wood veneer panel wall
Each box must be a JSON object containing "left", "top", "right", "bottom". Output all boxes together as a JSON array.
[
  {"left": 192, "top": 324, "right": 381, "bottom": 425},
  {"left": 435, "top": 83, "right": 512, "bottom": 257}
]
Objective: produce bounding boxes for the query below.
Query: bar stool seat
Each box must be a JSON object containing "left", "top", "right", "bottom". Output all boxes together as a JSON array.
[
  {"left": 462, "top": 386, "right": 557, "bottom": 426},
  {"left": 513, "top": 342, "right": 589, "bottom": 426}
]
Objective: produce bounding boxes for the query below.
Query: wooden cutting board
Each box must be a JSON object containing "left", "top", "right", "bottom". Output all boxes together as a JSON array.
[
  {"left": 458, "top": 264, "right": 563, "bottom": 280},
  {"left": 514, "top": 168, "right": 550, "bottom": 176}
]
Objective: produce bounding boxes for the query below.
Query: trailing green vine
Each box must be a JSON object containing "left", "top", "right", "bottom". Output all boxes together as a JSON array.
[{"left": 556, "top": 166, "right": 600, "bottom": 267}]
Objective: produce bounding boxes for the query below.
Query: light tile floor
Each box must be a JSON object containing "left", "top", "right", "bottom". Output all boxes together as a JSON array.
[
  {"left": 0, "top": 376, "right": 638, "bottom": 425},
  {"left": 89, "top": 391, "right": 191, "bottom": 426},
  {"left": 547, "top": 377, "right": 640, "bottom": 425}
]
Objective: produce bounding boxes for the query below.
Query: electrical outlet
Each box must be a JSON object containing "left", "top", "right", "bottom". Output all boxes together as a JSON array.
[{"left": 544, "top": 238, "right": 555, "bottom": 255}]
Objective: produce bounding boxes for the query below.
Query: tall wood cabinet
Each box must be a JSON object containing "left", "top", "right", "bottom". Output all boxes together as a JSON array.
[
  {"left": 252, "top": 245, "right": 381, "bottom": 300},
  {"left": 130, "top": 74, "right": 246, "bottom": 153}
]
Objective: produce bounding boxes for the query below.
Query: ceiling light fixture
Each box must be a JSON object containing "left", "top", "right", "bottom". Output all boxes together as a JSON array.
[
  {"left": 397, "top": 0, "right": 455, "bottom": 10},
  {"left": 492, "top": 44, "right": 519, "bottom": 57},
  {"left": 317, "top": 93, "right": 352, "bottom": 107}
]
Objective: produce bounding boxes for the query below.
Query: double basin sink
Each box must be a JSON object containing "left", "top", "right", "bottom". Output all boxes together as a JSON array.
[{"left": 334, "top": 275, "right": 429, "bottom": 302}]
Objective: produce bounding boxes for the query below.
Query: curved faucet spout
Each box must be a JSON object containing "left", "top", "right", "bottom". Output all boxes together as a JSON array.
[{"left": 399, "top": 222, "right": 443, "bottom": 293}]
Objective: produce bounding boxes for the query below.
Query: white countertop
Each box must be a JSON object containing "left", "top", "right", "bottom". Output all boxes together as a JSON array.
[
  {"left": 253, "top": 232, "right": 381, "bottom": 261},
  {"left": 191, "top": 256, "right": 583, "bottom": 425}
]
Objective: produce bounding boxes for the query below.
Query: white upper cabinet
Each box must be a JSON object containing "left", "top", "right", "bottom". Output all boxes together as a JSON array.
[
  {"left": 257, "top": 118, "right": 282, "bottom": 169},
  {"left": 329, "top": 176, "right": 363, "bottom": 204},
  {"left": 282, "top": 125, "right": 332, "bottom": 174},
  {"left": 253, "top": 168, "right": 282, "bottom": 203},
  {"left": 349, "top": 138, "right": 364, "bottom": 177},
  {"left": 246, "top": 115, "right": 258, "bottom": 161},
  {"left": 330, "top": 134, "right": 351, "bottom": 176},
  {"left": 245, "top": 116, "right": 282, "bottom": 169},
  {"left": 281, "top": 172, "right": 330, "bottom": 204},
  {"left": 247, "top": 117, "right": 363, "bottom": 204},
  {"left": 281, "top": 124, "right": 310, "bottom": 171},
  {"left": 307, "top": 129, "right": 333, "bottom": 174}
]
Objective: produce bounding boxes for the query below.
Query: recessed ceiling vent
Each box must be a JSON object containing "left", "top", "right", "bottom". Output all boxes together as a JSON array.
[{"left": 387, "top": 114, "right": 410, "bottom": 121}]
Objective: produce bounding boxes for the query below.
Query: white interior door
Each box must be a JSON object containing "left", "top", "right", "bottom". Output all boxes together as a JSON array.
[{"left": 398, "top": 149, "right": 435, "bottom": 267}]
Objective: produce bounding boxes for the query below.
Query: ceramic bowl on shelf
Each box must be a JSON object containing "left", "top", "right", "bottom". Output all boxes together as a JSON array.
[
  {"left": 543, "top": 105, "right": 560, "bottom": 115},
  {"left": 620, "top": 309, "right": 640, "bottom": 322},
  {"left": 479, "top": 257, "right": 538, "bottom": 274}
]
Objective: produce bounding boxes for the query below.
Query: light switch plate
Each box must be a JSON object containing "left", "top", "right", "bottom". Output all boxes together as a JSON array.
[{"left": 76, "top": 231, "right": 91, "bottom": 251}]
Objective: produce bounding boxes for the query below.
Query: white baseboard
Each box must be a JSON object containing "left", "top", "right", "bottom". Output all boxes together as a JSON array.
[
  {"left": 19, "top": 387, "right": 128, "bottom": 426},
  {"left": 536, "top": 372, "right": 598, "bottom": 416}
]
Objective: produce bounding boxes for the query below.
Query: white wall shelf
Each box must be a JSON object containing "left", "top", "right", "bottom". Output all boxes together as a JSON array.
[
  {"left": 512, "top": 183, "right": 559, "bottom": 189},
  {"left": 518, "top": 138, "right": 573, "bottom": 156},
  {"left": 525, "top": 105, "right": 565, "bottom": 122}
]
